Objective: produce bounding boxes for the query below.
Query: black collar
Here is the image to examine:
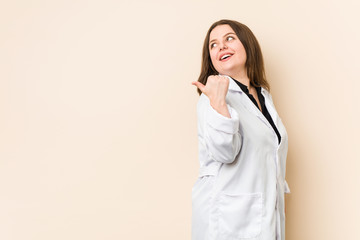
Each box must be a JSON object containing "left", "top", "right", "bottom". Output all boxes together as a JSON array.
[{"left": 232, "top": 78, "right": 261, "bottom": 94}]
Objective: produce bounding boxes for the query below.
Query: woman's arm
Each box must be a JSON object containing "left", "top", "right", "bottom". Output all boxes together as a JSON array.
[
  {"left": 197, "top": 94, "right": 242, "bottom": 164},
  {"left": 193, "top": 75, "right": 242, "bottom": 164},
  {"left": 209, "top": 99, "right": 230, "bottom": 118}
]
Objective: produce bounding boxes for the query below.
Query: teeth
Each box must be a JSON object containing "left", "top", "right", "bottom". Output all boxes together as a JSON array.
[{"left": 221, "top": 54, "right": 231, "bottom": 60}]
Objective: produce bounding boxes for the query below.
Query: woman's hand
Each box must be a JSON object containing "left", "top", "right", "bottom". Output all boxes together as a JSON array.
[{"left": 192, "top": 75, "right": 231, "bottom": 118}]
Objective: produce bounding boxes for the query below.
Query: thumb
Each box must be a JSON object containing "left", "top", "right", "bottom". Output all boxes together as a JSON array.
[{"left": 191, "top": 81, "right": 206, "bottom": 93}]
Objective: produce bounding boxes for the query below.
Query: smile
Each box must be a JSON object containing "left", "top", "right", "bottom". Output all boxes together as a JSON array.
[{"left": 220, "top": 54, "right": 233, "bottom": 61}]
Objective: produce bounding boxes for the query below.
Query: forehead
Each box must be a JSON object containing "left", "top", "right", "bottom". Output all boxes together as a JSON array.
[{"left": 209, "top": 24, "right": 235, "bottom": 41}]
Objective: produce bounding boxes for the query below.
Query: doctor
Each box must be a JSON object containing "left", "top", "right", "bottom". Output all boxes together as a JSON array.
[{"left": 191, "top": 19, "right": 291, "bottom": 240}]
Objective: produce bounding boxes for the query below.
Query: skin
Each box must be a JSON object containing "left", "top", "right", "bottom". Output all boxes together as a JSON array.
[{"left": 192, "top": 24, "right": 262, "bottom": 117}]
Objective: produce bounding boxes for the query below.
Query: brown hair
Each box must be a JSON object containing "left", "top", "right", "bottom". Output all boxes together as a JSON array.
[{"left": 196, "top": 19, "right": 270, "bottom": 95}]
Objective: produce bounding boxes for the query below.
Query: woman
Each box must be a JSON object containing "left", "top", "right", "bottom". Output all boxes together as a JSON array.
[{"left": 191, "top": 19, "right": 291, "bottom": 240}]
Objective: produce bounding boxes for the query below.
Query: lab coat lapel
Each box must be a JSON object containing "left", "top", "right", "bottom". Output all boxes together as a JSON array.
[
  {"left": 227, "top": 76, "right": 274, "bottom": 131},
  {"left": 261, "top": 88, "right": 288, "bottom": 149},
  {"left": 261, "top": 88, "right": 280, "bottom": 132}
]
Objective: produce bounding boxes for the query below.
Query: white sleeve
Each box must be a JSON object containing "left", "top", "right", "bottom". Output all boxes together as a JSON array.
[{"left": 197, "top": 94, "right": 242, "bottom": 164}]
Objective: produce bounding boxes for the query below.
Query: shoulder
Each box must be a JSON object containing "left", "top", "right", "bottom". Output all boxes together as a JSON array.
[
  {"left": 261, "top": 87, "right": 270, "bottom": 96},
  {"left": 261, "top": 88, "right": 273, "bottom": 101}
]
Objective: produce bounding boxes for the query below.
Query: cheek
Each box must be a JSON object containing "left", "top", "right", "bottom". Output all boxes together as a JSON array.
[
  {"left": 209, "top": 52, "right": 215, "bottom": 60},
  {"left": 237, "top": 47, "right": 247, "bottom": 58},
  {"left": 233, "top": 48, "right": 246, "bottom": 61},
  {"left": 210, "top": 51, "right": 219, "bottom": 63}
]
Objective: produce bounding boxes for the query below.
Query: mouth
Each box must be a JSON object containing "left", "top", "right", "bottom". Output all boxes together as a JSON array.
[{"left": 219, "top": 53, "right": 233, "bottom": 62}]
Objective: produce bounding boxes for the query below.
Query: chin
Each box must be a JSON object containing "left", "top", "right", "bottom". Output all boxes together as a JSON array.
[{"left": 220, "top": 64, "right": 243, "bottom": 74}]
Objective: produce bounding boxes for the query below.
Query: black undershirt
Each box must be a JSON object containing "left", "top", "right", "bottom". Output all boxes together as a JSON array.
[{"left": 233, "top": 79, "right": 281, "bottom": 144}]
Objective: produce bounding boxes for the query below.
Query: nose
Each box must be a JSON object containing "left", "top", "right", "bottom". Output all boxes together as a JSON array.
[{"left": 219, "top": 42, "right": 228, "bottom": 50}]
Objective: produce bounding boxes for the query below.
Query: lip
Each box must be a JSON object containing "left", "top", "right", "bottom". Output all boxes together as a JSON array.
[{"left": 219, "top": 52, "right": 234, "bottom": 61}]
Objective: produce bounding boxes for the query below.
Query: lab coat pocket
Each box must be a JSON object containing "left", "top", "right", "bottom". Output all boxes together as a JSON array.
[{"left": 217, "top": 192, "right": 263, "bottom": 239}]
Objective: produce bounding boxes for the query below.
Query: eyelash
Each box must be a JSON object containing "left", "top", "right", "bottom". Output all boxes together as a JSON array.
[{"left": 210, "top": 36, "right": 235, "bottom": 49}]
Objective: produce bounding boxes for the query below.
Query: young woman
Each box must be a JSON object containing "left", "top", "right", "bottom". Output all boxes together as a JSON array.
[{"left": 191, "top": 19, "right": 291, "bottom": 240}]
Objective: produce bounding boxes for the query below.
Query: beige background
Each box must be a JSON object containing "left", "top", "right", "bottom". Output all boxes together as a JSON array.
[{"left": 1, "top": 0, "right": 359, "bottom": 239}]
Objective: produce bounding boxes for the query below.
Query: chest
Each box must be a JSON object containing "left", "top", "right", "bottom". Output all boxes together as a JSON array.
[{"left": 226, "top": 91, "right": 287, "bottom": 148}]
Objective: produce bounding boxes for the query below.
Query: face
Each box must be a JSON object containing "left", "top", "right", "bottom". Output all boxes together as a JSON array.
[{"left": 209, "top": 24, "right": 247, "bottom": 76}]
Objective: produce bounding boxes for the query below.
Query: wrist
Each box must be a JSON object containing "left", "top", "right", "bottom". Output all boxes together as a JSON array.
[
  {"left": 209, "top": 98, "right": 226, "bottom": 108},
  {"left": 209, "top": 100, "right": 230, "bottom": 118}
]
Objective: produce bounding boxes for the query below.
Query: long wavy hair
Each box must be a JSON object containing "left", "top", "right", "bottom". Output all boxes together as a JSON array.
[{"left": 196, "top": 19, "right": 270, "bottom": 95}]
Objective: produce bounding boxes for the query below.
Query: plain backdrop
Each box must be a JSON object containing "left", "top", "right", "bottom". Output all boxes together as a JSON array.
[{"left": 1, "top": 0, "right": 359, "bottom": 239}]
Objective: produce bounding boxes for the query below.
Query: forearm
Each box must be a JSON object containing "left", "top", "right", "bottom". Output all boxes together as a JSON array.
[{"left": 197, "top": 95, "right": 242, "bottom": 164}]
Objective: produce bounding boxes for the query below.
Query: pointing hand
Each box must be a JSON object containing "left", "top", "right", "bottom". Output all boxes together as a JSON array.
[{"left": 192, "top": 75, "right": 231, "bottom": 118}]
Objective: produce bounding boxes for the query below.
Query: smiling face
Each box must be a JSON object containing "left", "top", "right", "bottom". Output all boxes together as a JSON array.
[{"left": 209, "top": 24, "right": 247, "bottom": 77}]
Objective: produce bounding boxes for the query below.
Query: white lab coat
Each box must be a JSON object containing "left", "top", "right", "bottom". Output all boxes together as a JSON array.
[{"left": 191, "top": 75, "right": 290, "bottom": 240}]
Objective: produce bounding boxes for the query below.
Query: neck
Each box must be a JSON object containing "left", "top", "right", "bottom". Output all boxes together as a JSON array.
[{"left": 230, "top": 71, "right": 251, "bottom": 88}]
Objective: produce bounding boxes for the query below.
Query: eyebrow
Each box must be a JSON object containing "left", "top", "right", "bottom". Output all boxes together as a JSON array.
[{"left": 209, "top": 32, "right": 236, "bottom": 44}]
